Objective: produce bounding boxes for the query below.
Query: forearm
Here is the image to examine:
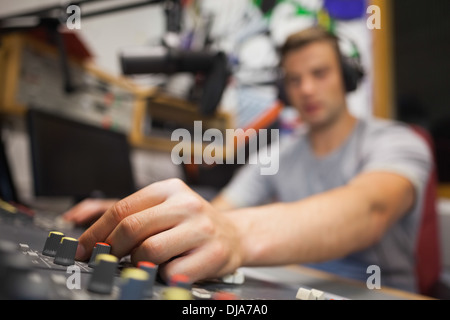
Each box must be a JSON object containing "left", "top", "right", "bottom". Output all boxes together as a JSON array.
[{"left": 227, "top": 184, "right": 387, "bottom": 267}]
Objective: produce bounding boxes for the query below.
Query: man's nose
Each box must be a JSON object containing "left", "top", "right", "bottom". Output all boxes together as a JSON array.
[{"left": 299, "top": 77, "right": 316, "bottom": 96}]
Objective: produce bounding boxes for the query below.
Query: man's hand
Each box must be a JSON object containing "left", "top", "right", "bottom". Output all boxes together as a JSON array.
[
  {"left": 75, "top": 179, "right": 243, "bottom": 283},
  {"left": 62, "top": 198, "right": 118, "bottom": 226}
]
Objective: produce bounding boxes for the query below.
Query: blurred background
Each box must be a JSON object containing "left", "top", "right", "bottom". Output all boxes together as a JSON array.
[{"left": 1, "top": 0, "right": 449, "bottom": 291}]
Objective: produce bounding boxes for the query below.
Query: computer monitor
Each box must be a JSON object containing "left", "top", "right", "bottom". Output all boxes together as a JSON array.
[
  {"left": 0, "top": 135, "right": 18, "bottom": 203},
  {"left": 27, "top": 109, "right": 136, "bottom": 201}
]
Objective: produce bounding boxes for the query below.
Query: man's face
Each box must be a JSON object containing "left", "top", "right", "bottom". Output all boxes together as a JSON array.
[{"left": 282, "top": 41, "right": 347, "bottom": 129}]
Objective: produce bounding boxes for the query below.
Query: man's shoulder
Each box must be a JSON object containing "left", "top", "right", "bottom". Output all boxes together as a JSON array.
[
  {"left": 359, "top": 117, "right": 431, "bottom": 157},
  {"left": 362, "top": 117, "right": 411, "bottom": 133},
  {"left": 359, "top": 117, "right": 423, "bottom": 142}
]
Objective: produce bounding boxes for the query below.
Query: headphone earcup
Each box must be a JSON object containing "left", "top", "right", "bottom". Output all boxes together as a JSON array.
[
  {"left": 341, "top": 56, "right": 364, "bottom": 92},
  {"left": 277, "top": 76, "right": 291, "bottom": 106}
]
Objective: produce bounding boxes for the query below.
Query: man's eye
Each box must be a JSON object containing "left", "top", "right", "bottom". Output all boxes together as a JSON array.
[
  {"left": 285, "top": 76, "right": 301, "bottom": 87},
  {"left": 313, "top": 68, "right": 328, "bottom": 78}
]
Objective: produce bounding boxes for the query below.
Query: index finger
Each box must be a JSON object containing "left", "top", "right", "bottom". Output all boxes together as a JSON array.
[{"left": 75, "top": 179, "right": 186, "bottom": 261}]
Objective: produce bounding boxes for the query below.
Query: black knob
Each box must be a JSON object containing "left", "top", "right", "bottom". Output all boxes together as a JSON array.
[
  {"left": 87, "top": 253, "right": 118, "bottom": 294},
  {"left": 54, "top": 237, "right": 78, "bottom": 266},
  {"left": 42, "top": 231, "right": 64, "bottom": 257},
  {"left": 119, "top": 267, "right": 149, "bottom": 300},
  {"left": 88, "top": 242, "right": 111, "bottom": 268},
  {"left": 137, "top": 261, "right": 158, "bottom": 298},
  {"left": 170, "top": 274, "right": 191, "bottom": 290}
]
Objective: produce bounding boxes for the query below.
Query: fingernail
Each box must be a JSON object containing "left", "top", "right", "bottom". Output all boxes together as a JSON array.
[{"left": 75, "top": 243, "right": 86, "bottom": 260}]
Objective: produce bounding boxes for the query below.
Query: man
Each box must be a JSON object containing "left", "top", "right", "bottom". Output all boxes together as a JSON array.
[{"left": 68, "top": 26, "right": 431, "bottom": 293}]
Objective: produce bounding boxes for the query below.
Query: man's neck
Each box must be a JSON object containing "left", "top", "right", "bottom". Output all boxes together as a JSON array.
[{"left": 309, "top": 111, "right": 357, "bottom": 158}]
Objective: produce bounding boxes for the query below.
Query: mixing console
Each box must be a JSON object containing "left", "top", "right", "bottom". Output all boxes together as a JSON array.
[{"left": 0, "top": 198, "right": 345, "bottom": 301}]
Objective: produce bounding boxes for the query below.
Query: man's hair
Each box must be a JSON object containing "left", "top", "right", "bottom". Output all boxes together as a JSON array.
[{"left": 280, "top": 26, "right": 341, "bottom": 63}]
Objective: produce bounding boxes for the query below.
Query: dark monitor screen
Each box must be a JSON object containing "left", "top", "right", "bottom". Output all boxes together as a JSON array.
[
  {"left": 0, "top": 135, "right": 18, "bottom": 203},
  {"left": 27, "top": 109, "right": 136, "bottom": 200}
]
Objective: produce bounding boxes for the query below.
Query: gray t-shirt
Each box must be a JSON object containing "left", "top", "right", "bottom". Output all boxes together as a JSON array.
[{"left": 221, "top": 118, "right": 432, "bottom": 293}]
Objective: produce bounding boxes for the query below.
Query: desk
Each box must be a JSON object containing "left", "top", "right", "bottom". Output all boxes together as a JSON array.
[{"left": 239, "top": 265, "right": 433, "bottom": 300}]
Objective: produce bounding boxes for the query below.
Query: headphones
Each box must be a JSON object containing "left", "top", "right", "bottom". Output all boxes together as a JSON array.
[{"left": 339, "top": 38, "right": 365, "bottom": 93}]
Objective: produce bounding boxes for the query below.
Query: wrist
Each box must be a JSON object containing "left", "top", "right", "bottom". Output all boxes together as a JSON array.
[{"left": 224, "top": 208, "right": 261, "bottom": 267}]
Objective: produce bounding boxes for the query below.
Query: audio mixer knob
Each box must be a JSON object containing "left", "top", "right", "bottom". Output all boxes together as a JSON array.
[
  {"left": 137, "top": 261, "right": 158, "bottom": 298},
  {"left": 54, "top": 237, "right": 78, "bottom": 266},
  {"left": 119, "top": 268, "right": 149, "bottom": 300},
  {"left": 170, "top": 274, "right": 191, "bottom": 290},
  {"left": 88, "top": 242, "right": 111, "bottom": 268},
  {"left": 42, "top": 231, "right": 64, "bottom": 257},
  {"left": 87, "top": 253, "right": 118, "bottom": 294},
  {"left": 161, "top": 287, "right": 193, "bottom": 300}
]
